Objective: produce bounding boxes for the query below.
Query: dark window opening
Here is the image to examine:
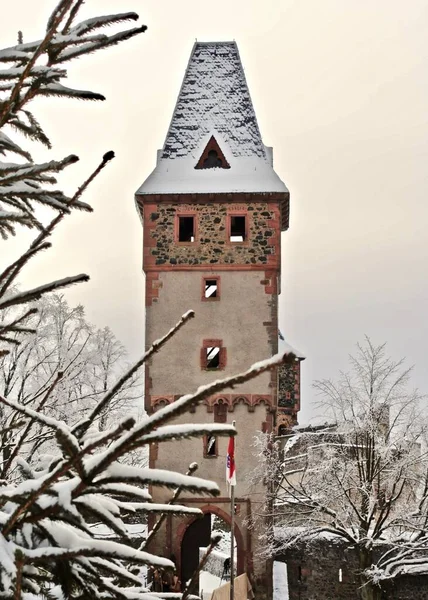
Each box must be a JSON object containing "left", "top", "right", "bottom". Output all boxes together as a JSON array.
[
  {"left": 206, "top": 435, "right": 217, "bottom": 456},
  {"left": 178, "top": 216, "right": 195, "bottom": 242},
  {"left": 230, "top": 216, "right": 246, "bottom": 242},
  {"left": 298, "top": 566, "right": 302, "bottom": 582},
  {"left": 204, "top": 279, "right": 218, "bottom": 299},
  {"left": 206, "top": 347, "right": 220, "bottom": 369},
  {"left": 203, "top": 149, "right": 223, "bottom": 169}
]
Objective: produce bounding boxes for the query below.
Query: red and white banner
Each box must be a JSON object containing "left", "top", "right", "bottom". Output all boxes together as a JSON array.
[{"left": 226, "top": 435, "right": 236, "bottom": 486}]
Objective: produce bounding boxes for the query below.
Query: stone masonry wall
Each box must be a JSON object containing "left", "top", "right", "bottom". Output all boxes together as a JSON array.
[
  {"left": 278, "top": 537, "right": 428, "bottom": 600},
  {"left": 143, "top": 199, "right": 281, "bottom": 269}
]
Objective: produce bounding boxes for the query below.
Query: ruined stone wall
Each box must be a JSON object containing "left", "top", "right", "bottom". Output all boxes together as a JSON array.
[
  {"left": 278, "top": 537, "right": 428, "bottom": 600},
  {"left": 383, "top": 575, "right": 428, "bottom": 599},
  {"left": 280, "top": 537, "right": 359, "bottom": 600}
]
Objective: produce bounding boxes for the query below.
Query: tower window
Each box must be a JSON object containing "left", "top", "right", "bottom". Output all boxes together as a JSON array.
[
  {"left": 204, "top": 435, "right": 218, "bottom": 457},
  {"left": 178, "top": 216, "right": 195, "bottom": 242},
  {"left": 229, "top": 215, "right": 247, "bottom": 242},
  {"left": 202, "top": 277, "right": 220, "bottom": 301},
  {"left": 206, "top": 347, "right": 220, "bottom": 369},
  {"left": 195, "top": 135, "right": 230, "bottom": 169},
  {"left": 203, "top": 149, "right": 223, "bottom": 169},
  {"left": 201, "top": 339, "right": 226, "bottom": 370}
]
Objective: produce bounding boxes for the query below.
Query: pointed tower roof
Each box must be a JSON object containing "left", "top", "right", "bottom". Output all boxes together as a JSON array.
[
  {"left": 162, "top": 41, "right": 267, "bottom": 161},
  {"left": 136, "top": 41, "right": 289, "bottom": 227}
]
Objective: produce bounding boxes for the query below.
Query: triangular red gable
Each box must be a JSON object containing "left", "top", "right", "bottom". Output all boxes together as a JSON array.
[{"left": 195, "top": 136, "right": 230, "bottom": 169}]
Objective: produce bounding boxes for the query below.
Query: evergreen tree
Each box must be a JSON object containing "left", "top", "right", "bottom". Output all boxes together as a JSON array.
[{"left": 0, "top": 4, "right": 294, "bottom": 597}]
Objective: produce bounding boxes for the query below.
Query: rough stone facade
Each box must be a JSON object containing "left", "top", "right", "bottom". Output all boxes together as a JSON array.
[
  {"left": 277, "top": 362, "right": 301, "bottom": 432},
  {"left": 278, "top": 537, "right": 428, "bottom": 600},
  {"left": 141, "top": 195, "right": 282, "bottom": 270}
]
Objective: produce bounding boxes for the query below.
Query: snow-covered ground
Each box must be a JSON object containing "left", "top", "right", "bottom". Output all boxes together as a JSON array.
[
  {"left": 273, "top": 561, "right": 289, "bottom": 600},
  {"left": 200, "top": 570, "right": 222, "bottom": 600},
  {"left": 201, "top": 562, "right": 287, "bottom": 600}
]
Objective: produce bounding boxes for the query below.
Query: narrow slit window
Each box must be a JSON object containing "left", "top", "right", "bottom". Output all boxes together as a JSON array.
[
  {"left": 338, "top": 568, "right": 343, "bottom": 583},
  {"left": 230, "top": 215, "right": 246, "bottom": 242},
  {"left": 178, "top": 216, "right": 195, "bottom": 242},
  {"left": 206, "top": 435, "right": 217, "bottom": 457},
  {"left": 206, "top": 347, "right": 220, "bottom": 369},
  {"left": 205, "top": 279, "right": 218, "bottom": 299}
]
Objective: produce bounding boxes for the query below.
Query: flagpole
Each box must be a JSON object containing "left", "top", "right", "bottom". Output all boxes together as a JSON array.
[{"left": 229, "top": 420, "right": 236, "bottom": 600}]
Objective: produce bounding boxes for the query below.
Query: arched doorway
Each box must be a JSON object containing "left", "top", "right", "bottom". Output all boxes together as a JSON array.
[
  {"left": 181, "top": 513, "right": 212, "bottom": 591},
  {"left": 179, "top": 509, "right": 243, "bottom": 597}
]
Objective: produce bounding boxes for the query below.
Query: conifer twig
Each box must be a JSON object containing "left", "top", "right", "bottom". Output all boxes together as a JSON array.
[
  {"left": 0, "top": 275, "right": 90, "bottom": 310},
  {"left": 182, "top": 532, "right": 223, "bottom": 600},
  {"left": 141, "top": 462, "right": 199, "bottom": 551},
  {"left": 1, "top": 416, "right": 135, "bottom": 536},
  {"left": 0, "top": 0, "right": 75, "bottom": 126},
  {"left": 73, "top": 310, "right": 195, "bottom": 439}
]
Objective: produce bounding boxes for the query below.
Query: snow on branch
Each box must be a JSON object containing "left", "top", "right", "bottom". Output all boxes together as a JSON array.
[
  {"left": 0, "top": 0, "right": 146, "bottom": 238},
  {"left": 0, "top": 275, "right": 90, "bottom": 310},
  {"left": 139, "top": 422, "right": 236, "bottom": 444},
  {"left": 0, "top": 3, "right": 261, "bottom": 599},
  {"left": 262, "top": 339, "right": 428, "bottom": 597},
  {"left": 73, "top": 310, "right": 195, "bottom": 439}
]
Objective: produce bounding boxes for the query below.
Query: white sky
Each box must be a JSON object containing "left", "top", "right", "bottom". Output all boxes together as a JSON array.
[{"left": 2, "top": 0, "right": 428, "bottom": 423}]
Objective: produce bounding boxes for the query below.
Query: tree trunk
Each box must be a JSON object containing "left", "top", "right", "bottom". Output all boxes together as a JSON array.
[{"left": 359, "top": 548, "right": 382, "bottom": 600}]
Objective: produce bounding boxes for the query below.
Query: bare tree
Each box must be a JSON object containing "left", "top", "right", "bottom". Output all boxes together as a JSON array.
[
  {"left": 0, "top": 294, "right": 142, "bottom": 479},
  {"left": 255, "top": 339, "right": 428, "bottom": 600}
]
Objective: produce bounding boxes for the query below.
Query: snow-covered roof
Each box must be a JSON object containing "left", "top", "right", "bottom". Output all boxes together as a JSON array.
[
  {"left": 137, "top": 154, "right": 287, "bottom": 195},
  {"left": 162, "top": 41, "right": 266, "bottom": 161},
  {"left": 278, "top": 332, "right": 305, "bottom": 360},
  {"left": 136, "top": 41, "right": 289, "bottom": 200}
]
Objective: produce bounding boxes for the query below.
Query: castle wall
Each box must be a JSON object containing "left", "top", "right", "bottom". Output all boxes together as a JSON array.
[{"left": 278, "top": 537, "right": 428, "bottom": 600}]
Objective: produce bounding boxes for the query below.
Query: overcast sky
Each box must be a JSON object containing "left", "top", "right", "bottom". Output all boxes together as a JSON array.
[{"left": 2, "top": 0, "right": 428, "bottom": 423}]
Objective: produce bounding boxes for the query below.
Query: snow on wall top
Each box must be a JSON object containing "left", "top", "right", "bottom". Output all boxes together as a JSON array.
[
  {"left": 136, "top": 41, "right": 289, "bottom": 198},
  {"left": 162, "top": 41, "right": 266, "bottom": 161},
  {"left": 279, "top": 333, "right": 306, "bottom": 360}
]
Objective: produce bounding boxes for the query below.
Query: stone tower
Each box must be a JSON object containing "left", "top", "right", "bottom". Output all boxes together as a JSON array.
[{"left": 135, "top": 41, "right": 302, "bottom": 599}]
